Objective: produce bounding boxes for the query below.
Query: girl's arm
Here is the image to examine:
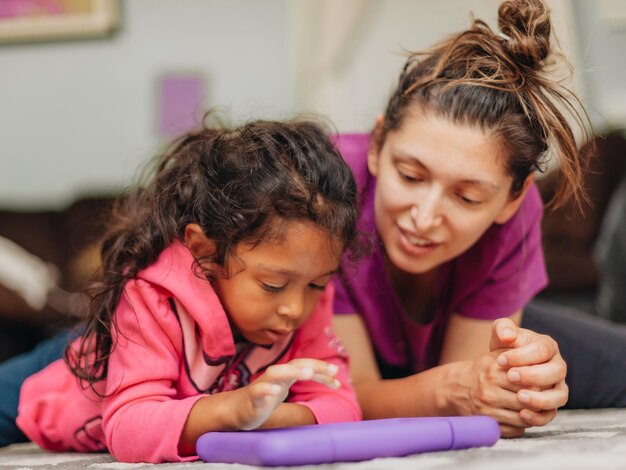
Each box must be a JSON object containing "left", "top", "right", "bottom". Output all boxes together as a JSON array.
[
  {"left": 181, "top": 286, "right": 360, "bottom": 455},
  {"left": 179, "top": 359, "right": 334, "bottom": 455}
]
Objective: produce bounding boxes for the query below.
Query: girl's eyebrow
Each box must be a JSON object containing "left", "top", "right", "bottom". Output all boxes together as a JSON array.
[
  {"left": 255, "top": 264, "right": 337, "bottom": 278},
  {"left": 393, "top": 154, "right": 500, "bottom": 193}
]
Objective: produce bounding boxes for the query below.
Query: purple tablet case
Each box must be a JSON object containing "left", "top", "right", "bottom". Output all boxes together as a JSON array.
[{"left": 196, "top": 416, "right": 500, "bottom": 466}]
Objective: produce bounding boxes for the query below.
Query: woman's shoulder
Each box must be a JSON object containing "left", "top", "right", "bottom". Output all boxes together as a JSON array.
[{"left": 333, "top": 133, "right": 371, "bottom": 183}]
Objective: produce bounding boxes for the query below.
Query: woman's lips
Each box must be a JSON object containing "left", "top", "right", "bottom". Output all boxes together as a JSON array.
[{"left": 397, "top": 226, "right": 440, "bottom": 255}]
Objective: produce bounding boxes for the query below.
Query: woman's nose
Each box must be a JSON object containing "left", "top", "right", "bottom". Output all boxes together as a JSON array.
[{"left": 411, "top": 193, "right": 443, "bottom": 231}]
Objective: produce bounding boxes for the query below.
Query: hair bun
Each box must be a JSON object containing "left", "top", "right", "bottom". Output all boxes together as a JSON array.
[{"left": 497, "top": 0, "right": 551, "bottom": 69}]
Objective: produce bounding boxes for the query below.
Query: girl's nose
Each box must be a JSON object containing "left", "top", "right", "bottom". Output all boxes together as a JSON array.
[{"left": 277, "top": 294, "right": 305, "bottom": 321}]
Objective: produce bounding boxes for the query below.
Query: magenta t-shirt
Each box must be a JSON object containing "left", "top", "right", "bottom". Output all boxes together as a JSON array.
[{"left": 332, "top": 133, "right": 548, "bottom": 377}]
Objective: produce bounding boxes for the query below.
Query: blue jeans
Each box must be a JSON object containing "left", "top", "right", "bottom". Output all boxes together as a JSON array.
[{"left": 0, "top": 330, "right": 72, "bottom": 447}]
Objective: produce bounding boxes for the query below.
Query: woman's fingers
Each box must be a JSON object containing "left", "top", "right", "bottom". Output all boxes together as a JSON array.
[
  {"left": 497, "top": 334, "right": 559, "bottom": 368},
  {"left": 481, "top": 404, "right": 531, "bottom": 429},
  {"left": 519, "top": 407, "right": 558, "bottom": 427},
  {"left": 499, "top": 424, "right": 527, "bottom": 438},
  {"left": 490, "top": 318, "right": 519, "bottom": 351},
  {"left": 506, "top": 360, "right": 567, "bottom": 388},
  {"left": 517, "top": 381, "right": 569, "bottom": 412}
]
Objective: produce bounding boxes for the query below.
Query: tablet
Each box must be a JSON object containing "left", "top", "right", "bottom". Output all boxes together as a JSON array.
[{"left": 196, "top": 416, "right": 500, "bottom": 466}]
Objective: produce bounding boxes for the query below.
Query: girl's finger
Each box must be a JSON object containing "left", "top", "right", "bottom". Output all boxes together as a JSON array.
[
  {"left": 288, "top": 358, "right": 339, "bottom": 376},
  {"left": 506, "top": 360, "right": 567, "bottom": 388},
  {"left": 517, "top": 381, "right": 569, "bottom": 411},
  {"left": 261, "top": 363, "right": 312, "bottom": 384},
  {"left": 248, "top": 381, "right": 284, "bottom": 404},
  {"left": 311, "top": 373, "right": 341, "bottom": 389}
]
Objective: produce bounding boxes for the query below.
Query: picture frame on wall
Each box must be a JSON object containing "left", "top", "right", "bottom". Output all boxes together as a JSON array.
[{"left": 0, "top": 0, "right": 119, "bottom": 44}]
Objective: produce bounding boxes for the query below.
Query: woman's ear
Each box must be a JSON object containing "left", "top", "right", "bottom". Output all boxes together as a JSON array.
[
  {"left": 367, "top": 114, "right": 385, "bottom": 177},
  {"left": 184, "top": 223, "right": 216, "bottom": 259},
  {"left": 495, "top": 174, "right": 535, "bottom": 224}
]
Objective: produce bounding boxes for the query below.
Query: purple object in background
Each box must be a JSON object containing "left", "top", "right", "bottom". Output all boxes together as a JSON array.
[
  {"left": 196, "top": 416, "right": 500, "bottom": 466},
  {"left": 157, "top": 73, "right": 205, "bottom": 138}
]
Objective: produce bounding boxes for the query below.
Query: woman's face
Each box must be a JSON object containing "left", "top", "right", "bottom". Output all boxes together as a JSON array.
[{"left": 368, "top": 112, "right": 529, "bottom": 275}]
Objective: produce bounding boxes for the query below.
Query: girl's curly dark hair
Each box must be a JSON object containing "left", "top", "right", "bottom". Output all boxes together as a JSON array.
[{"left": 65, "top": 117, "right": 359, "bottom": 389}]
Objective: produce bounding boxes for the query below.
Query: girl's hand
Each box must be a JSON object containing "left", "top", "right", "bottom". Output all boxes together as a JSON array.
[
  {"left": 233, "top": 358, "right": 340, "bottom": 431},
  {"left": 489, "top": 318, "right": 568, "bottom": 430}
]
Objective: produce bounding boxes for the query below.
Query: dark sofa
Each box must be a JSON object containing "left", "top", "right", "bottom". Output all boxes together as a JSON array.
[{"left": 1, "top": 131, "right": 625, "bottom": 361}]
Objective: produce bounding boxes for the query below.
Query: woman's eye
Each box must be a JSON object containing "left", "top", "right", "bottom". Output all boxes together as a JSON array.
[
  {"left": 261, "top": 283, "right": 286, "bottom": 293},
  {"left": 398, "top": 170, "right": 421, "bottom": 183},
  {"left": 308, "top": 283, "right": 326, "bottom": 292}
]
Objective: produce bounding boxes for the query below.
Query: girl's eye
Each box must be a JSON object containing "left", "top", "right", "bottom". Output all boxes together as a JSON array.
[
  {"left": 457, "top": 194, "right": 481, "bottom": 205},
  {"left": 308, "top": 283, "right": 326, "bottom": 292},
  {"left": 261, "top": 283, "right": 286, "bottom": 293}
]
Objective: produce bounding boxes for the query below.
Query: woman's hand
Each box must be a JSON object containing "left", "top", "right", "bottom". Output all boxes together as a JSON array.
[
  {"left": 233, "top": 358, "right": 340, "bottom": 431},
  {"left": 449, "top": 350, "right": 529, "bottom": 437},
  {"left": 489, "top": 318, "right": 568, "bottom": 431}
]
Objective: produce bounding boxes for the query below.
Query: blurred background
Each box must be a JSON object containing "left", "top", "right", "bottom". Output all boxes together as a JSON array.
[{"left": 0, "top": 0, "right": 625, "bottom": 359}]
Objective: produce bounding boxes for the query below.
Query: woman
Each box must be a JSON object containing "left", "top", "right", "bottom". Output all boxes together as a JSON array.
[{"left": 332, "top": 0, "right": 626, "bottom": 437}]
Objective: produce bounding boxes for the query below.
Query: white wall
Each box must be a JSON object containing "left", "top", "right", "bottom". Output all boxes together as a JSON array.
[
  {"left": 571, "top": 0, "right": 626, "bottom": 128},
  {"left": 289, "top": 0, "right": 583, "bottom": 133},
  {"left": 0, "top": 0, "right": 292, "bottom": 208},
  {"left": 0, "top": 0, "right": 588, "bottom": 209}
]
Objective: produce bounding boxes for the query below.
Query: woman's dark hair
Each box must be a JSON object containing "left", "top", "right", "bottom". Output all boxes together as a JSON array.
[
  {"left": 379, "top": 0, "right": 591, "bottom": 208},
  {"left": 65, "top": 117, "right": 358, "bottom": 388}
]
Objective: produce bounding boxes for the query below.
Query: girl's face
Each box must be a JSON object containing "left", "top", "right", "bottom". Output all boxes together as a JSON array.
[
  {"left": 194, "top": 221, "right": 341, "bottom": 346},
  {"left": 369, "top": 112, "right": 529, "bottom": 275}
]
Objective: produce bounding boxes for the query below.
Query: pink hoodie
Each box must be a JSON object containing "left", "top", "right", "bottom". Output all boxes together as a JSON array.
[{"left": 17, "top": 242, "right": 361, "bottom": 463}]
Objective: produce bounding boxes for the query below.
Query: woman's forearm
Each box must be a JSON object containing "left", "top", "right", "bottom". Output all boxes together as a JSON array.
[{"left": 354, "top": 361, "right": 471, "bottom": 419}]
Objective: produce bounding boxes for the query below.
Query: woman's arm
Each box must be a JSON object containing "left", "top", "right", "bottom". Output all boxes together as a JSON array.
[
  {"left": 331, "top": 314, "right": 466, "bottom": 418},
  {"left": 440, "top": 312, "right": 568, "bottom": 430},
  {"left": 332, "top": 313, "right": 567, "bottom": 437},
  {"left": 439, "top": 311, "right": 522, "bottom": 363}
]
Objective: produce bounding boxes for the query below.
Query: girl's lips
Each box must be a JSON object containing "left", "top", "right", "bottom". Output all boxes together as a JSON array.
[{"left": 264, "top": 328, "right": 291, "bottom": 342}]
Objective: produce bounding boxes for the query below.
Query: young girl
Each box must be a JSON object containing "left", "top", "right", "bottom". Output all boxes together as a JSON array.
[
  {"left": 331, "top": 0, "right": 626, "bottom": 438},
  {"left": 2, "top": 119, "right": 362, "bottom": 462}
]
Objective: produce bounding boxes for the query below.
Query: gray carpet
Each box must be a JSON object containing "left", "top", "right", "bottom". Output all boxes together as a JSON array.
[{"left": 1, "top": 409, "right": 625, "bottom": 469}]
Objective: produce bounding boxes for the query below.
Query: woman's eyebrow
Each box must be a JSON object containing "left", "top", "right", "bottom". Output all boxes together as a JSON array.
[
  {"left": 393, "top": 153, "right": 428, "bottom": 169},
  {"left": 394, "top": 154, "right": 500, "bottom": 193},
  {"left": 458, "top": 179, "right": 500, "bottom": 193}
]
